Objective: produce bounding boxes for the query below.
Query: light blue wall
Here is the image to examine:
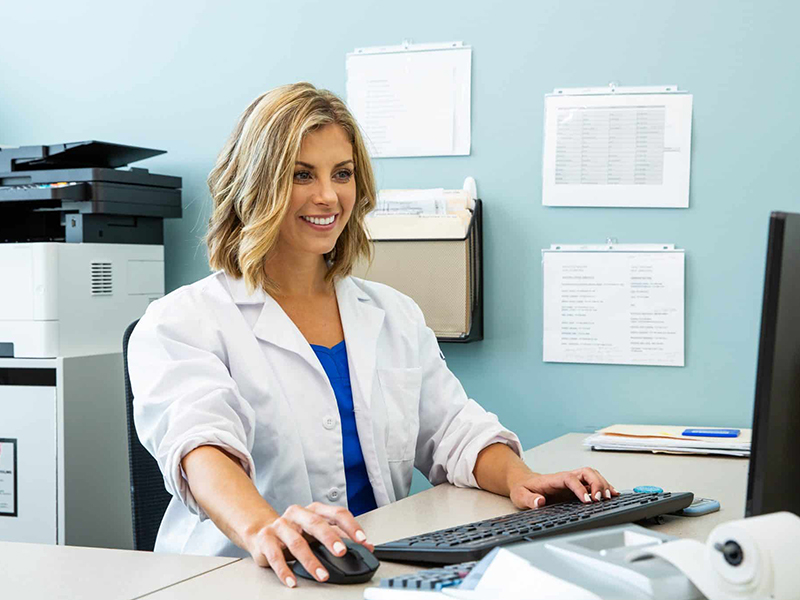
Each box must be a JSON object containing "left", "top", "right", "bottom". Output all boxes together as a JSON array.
[{"left": 3, "top": 1, "right": 799, "bottom": 491}]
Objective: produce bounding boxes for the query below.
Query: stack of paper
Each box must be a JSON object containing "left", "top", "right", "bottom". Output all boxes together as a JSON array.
[
  {"left": 366, "top": 188, "right": 474, "bottom": 240},
  {"left": 583, "top": 425, "right": 751, "bottom": 457}
]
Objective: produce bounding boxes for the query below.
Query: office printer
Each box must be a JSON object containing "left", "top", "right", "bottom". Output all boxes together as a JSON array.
[{"left": 0, "top": 141, "right": 182, "bottom": 357}]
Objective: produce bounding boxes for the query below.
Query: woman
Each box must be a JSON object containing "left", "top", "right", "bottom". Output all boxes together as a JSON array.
[{"left": 129, "top": 82, "right": 617, "bottom": 588}]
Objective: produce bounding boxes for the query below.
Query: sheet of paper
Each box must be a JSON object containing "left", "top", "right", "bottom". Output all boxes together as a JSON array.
[
  {"left": 598, "top": 424, "right": 752, "bottom": 444},
  {"left": 542, "top": 90, "right": 693, "bottom": 207},
  {"left": 585, "top": 444, "right": 749, "bottom": 457},
  {"left": 584, "top": 434, "right": 750, "bottom": 452},
  {"left": 0, "top": 439, "right": 17, "bottom": 515},
  {"left": 374, "top": 189, "right": 449, "bottom": 215},
  {"left": 346, "top": 44, "right": 471, "bottom": 157},
  {"left": 542, "top": 249, "right": 685, "bottom": 366}
]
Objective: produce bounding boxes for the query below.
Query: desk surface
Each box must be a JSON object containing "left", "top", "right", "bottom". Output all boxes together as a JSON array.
[
  {"left": 142, "top": 433, "right": 749, "bottom": 599},
  {"left": 0, "top": 541, "right": 236, "bottom": 600}
]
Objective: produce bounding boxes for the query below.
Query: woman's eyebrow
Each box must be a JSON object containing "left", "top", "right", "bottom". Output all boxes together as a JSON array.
[{"left": 294, "top": 159, "right": 354, "bottom": 169}]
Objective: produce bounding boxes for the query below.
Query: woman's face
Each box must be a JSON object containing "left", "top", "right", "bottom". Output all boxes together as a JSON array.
[{"left": 279, "top": 123, "right": 356, "bottom": 259}]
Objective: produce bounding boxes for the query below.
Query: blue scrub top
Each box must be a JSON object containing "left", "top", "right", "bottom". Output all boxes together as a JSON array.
[{"left": 310, "top": 340, "right": 378, "bottom": 516}]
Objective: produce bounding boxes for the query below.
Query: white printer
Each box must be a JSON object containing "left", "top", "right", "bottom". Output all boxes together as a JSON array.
[
  {"left": 0, "top": 141, "right": 181, "bottom": 547},
  {"left": 0, "top": 141, "right": 181, "bottom": 358},
  {"left": 0, "top": 242, "right": 163, "bottom": 358}
]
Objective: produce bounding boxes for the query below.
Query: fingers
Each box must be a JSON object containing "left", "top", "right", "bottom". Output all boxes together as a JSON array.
[
  {"left": 253, "top": 503, "right": 376, "bottom": 587},
  {"left": 306, "top": 502, "right": 374, "bottom": 551},
  {"left": 272, "top": 514, "right": 331, "bottom": 583},
  {"left": 510, "top": 485, "right": 546, "bottom": 510},
  {"left": 572, "top": 467, "right": 619, "bottom": 501},
  {"left": 561, "top": 472, "right": 595, "bottom": 503},
  {"left": 255, "top": 532, "right": 298, "bottom": 588},
  {"left": 330, "top": 524, "right": 351, "bottom": 539}
]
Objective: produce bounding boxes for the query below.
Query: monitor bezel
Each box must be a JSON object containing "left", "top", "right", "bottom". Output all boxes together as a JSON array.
[{"left": 745, "top": 211, "right": 786, "bottom": 517}]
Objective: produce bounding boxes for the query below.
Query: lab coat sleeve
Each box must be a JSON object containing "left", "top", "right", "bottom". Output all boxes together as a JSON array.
[
  {"left": 129, "top": 291, "right": 257, "bottom": 521},
  {"left": 411, "top": 303, "right": 523, "bottom": 489}
]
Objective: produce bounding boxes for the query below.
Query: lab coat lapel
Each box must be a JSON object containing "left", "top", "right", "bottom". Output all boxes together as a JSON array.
[
  {"left": 226, "top": 274, "right": 326, "bottom": 379},
  {"left": 336, "top": 277, "right": 384, "bottom": 412},
  {"left": 336, "top": 277, "right": 393, "bottom": 505}
]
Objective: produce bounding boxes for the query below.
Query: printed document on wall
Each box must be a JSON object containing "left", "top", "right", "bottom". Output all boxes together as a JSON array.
[
  {"left": 542, "top": 248, "right": 685, "bottom": 366},
  {"left": 542, "top": 89, "right": 693, "bottom": 207},
  {"left": 0, "top": 439, "right": 16, "bottom": 515},
  {"left": 346, "top": 42, "right": 471, "bottom": 158}
]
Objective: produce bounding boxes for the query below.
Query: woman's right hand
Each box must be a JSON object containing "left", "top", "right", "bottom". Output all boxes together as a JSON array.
[{"left": 244, "top": 502, "right": 374, "bottom": 588}]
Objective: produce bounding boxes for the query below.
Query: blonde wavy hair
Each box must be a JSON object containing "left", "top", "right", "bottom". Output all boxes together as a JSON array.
[{"left": 206, "top": 82, "right": 376, "bottom": 295}]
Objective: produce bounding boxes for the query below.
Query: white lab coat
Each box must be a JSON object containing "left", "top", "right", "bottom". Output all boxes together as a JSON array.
[{"left": 129, "top": 271, "right": 522, "bottom": 557}]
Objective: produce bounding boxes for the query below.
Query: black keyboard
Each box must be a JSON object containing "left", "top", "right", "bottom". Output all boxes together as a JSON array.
[
  {"left": 374, "top": 491, "right": 693, "bottom": 564},
  {"left": 379, "top": 561, "right": 478, "bottom": 591}
]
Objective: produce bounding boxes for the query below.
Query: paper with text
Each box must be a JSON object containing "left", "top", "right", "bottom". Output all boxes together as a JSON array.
[
  {"left": 543, "top": 250, "right": 685, "bottom": 366},
  {"left": 0, "top": 439, "right": 16, "bottom": 515},
  {"left": 542, "top": 91, "right": 692, "bottom": 207},
  {"left": 374, "top": 188, "right": 449, "bottom": 215},
  {"left": 346, "top": 45, "right": 471, "bottom": 157}
]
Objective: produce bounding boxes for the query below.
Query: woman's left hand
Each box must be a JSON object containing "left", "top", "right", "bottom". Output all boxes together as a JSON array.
[{"left": 508, "top": 467, "right": 620, "bottom": 510}]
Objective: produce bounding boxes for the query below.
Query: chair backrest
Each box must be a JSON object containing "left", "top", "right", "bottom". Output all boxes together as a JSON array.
[{"left": 123, "top": 319, "right": 172, "bottom": 551}]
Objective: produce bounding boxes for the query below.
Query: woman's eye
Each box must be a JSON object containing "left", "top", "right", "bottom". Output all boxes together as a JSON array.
[
  {"left": 293, "top": 171, "right": 312, "bottom": 182},
  {"left": 334, "top": 169, "right": 353, "bottom": 182}
]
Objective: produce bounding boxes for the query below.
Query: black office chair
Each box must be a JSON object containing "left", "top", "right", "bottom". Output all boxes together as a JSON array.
[{"left": 123, "top": 319, "right": 172, "bottom": 551}]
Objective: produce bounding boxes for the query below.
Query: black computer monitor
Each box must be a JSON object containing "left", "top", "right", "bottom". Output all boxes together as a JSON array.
[{"left": 746, "top": 211, "right": 800, "bottom": 517}]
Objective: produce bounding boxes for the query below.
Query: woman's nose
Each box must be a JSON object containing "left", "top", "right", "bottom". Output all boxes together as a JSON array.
[{"left": 314, "top": 180, "right": 338, "bottom": 206}]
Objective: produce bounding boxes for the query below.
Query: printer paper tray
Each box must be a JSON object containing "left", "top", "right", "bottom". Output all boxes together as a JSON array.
[
  {"left": 0, "top": 182, "right": 181, "bottom": 217},
  {"left": 0, "top": 182, "right": 88, "bottom": 202}
]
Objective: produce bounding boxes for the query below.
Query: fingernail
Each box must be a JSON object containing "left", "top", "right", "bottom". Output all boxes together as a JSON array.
[
  {"left": 594, "top": 491, "right": 601, "bottom": 501},
  {"left": 316, "top": 568, "right": 328, "bottom": 581},
  {"left": 534, "top": 497, "right": 541, "bottom": 508},
  {"left": 355, "top": 530, "right": 367, "bottom": 542},
  {"left": 285, "top": 576, "right": 296, "bottom": 588},
  {"left": 584, "top": 493, "right": 591, "bottom": 503},
  {"left": 605, "top": 489, "right": 611, "bottom": 499},
  {"left": 333, "top": 541, "right": 346, "bottom": 555}
]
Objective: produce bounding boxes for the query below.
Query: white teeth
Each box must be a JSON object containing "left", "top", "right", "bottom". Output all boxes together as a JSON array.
[{"left": 303, "top": 215, "right": 335, "bottom": 225}]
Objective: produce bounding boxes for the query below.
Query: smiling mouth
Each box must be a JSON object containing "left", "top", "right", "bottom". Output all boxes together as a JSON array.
[{"left": 300, "top": 214, "right": 337, "bottom": 226}]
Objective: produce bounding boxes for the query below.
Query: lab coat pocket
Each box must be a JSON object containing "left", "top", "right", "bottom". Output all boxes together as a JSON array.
[{"left": 377, "top": 367, "right": 421, "bottom": 462}]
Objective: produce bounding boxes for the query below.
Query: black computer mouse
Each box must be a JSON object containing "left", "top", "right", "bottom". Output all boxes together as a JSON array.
[{"left": 291, "top": 538, "right": 380, "bottom": 584}]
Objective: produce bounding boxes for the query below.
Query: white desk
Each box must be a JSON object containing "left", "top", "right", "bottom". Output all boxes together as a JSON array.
[
  {"left": 140, "top": 433, "right": 748, "bottom": 599},
  {"left": 0, "top": 541, "right": 236, "bottom": 600}
]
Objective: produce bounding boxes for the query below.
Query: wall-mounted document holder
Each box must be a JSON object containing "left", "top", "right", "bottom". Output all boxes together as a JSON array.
[{"left": 353, "top": 197, "right": 483, "bottom": 343}]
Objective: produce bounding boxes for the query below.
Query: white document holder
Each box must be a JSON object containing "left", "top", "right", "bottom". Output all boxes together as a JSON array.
[{"left": 353, "top": 200, "right": 483, "bottom": 342}]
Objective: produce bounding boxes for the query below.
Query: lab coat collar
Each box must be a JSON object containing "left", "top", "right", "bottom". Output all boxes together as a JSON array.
[
  {"left": 223, "top": 272, "right": 268, "bottom": 305},
  {"left": 220, "top": 271, "right": 324, "bottom": 378},
  {"left": 226, "top": 273, "right": 386, "bottom": 403}
]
